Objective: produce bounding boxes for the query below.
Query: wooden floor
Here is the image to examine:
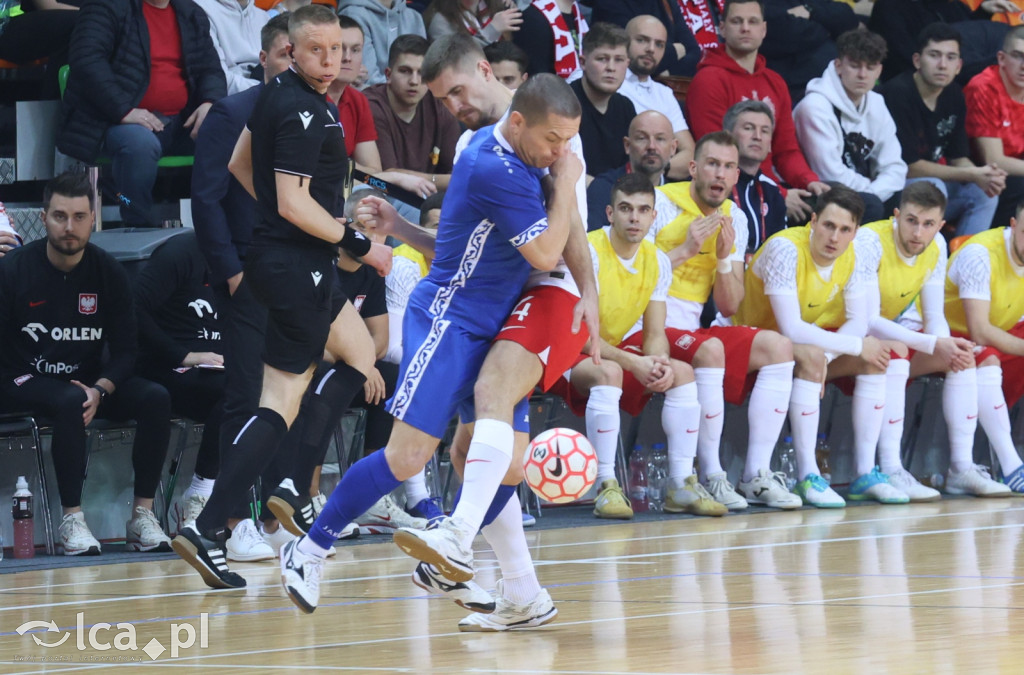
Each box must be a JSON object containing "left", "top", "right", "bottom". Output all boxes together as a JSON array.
[{"left": 1, "top": 499, "right": 1023, "bottom": 674}]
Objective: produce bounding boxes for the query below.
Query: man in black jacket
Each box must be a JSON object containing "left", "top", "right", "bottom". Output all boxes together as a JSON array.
[
  {"left": 0, "top": 172, "right": 174, "bottom": 556},
  {"left": 57, "top": 0, "right": 226, "bottom": 227}
]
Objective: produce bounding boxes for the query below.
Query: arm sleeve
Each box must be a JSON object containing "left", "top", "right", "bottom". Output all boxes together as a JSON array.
[
  {"left": 948, "top": 244, "right": 992, "bottom": 301},
  {"left": 190, "top": 99, "right": 244, "bottom": 284},
  {"left": 100, "top": 260, "right": 139, "bottom": 385},
  {"left": 921, "top": 240, "right": 951, "bottom": 338},
  {"left": 384, "top": 259, "right": 421, "bottom": 364},
  {"left": 647, "top": 191, "right": 676, "bottom": 243},
  {"left": 589, "top": 242, "right": 601, "bottom": 295},
  {"left": 133, "top": 240, "right": 190, "bottom": 368},
  {"left": 759, "top": 237, "right": 800, "bottom": 296},
  {"left": 729, "top": 208, "right": 749, "bottom": 263},
  {"left": 793, "top": 93, "right": 872, "bottom": 191},
  {"left": 652, "top": 249, "right": 672, "bottom": 301},
  {"left": 67, "top": 0, "right": 135, "bottom": 122},
  {"left": 770, "top": 292, "right": 864, "bottom": 355}
]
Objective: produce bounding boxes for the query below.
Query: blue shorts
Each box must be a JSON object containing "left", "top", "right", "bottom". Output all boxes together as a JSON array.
[{"left": 387, "top": 304, "right": 530, "bottom": 438}]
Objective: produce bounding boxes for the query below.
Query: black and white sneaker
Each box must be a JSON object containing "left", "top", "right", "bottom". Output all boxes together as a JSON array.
[
  {"left": 281, "top": 538, "right": 325, "bottom": 614},
  {"left": 171, "top": 524, "right": 246, "bottom": 589},
  {"left": 267, "top": 478, "right": 317, "bottom": 536},
  {"left": 412, "top": 562, "right": 495, "bottom": 613},
  {"left": 393, "top": 516, "right": 475, "bottom": 582}
]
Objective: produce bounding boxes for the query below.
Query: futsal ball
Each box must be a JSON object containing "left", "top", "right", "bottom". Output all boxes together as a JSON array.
[{"left": 524, "top": 428, "right": 597, "bottom": 503}]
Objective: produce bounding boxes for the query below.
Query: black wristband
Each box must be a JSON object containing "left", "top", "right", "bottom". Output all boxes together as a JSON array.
[
  {"left": 92, "top": 385, "right": 109, "bottom": 401},
  {"left": 337, "top": 225, "right": 372, "bottom": 258}
]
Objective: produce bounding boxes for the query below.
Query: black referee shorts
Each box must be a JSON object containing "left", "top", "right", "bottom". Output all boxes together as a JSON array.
[{"left": 245, "top": 245, "right": 346, "bottom": 375}]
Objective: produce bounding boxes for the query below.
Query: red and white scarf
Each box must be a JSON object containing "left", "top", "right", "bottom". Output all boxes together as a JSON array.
[
  {"left": 532, "top": 0, "right": 588, "bottom": 80},
  {"left": 675, "top": 0, "right": 725, "bottom": 53}
]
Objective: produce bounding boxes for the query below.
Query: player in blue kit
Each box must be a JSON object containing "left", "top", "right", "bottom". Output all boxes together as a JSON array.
[{"left": 279, "top": 73, "right": 583, "bottom": 614}]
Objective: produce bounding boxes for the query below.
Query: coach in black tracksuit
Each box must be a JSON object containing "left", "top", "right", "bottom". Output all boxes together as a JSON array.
[{"left": 0, "top": 172, "right": 172, "bottom": 555}]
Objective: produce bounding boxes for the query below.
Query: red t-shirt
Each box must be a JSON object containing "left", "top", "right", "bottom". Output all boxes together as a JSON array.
[
  {"left": 138, "top": 2, "right": 189, "bottom": 117},
  {"left": 965, "top": 65, "right": 1024, "bottom": 160},
  {"left": 336, "top": 86, "right": 377, "bottom": 156}
]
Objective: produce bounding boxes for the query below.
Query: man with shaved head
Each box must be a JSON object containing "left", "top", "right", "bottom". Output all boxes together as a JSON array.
[
  {"left": 618, "top": 15, "right": 695, "bottom": 180},
  {"left": 586, "top": 110, "right": 676, "bottom": 230}
]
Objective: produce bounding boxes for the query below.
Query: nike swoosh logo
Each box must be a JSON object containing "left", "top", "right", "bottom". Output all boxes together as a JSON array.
[
  {"left": 888, "top": 418, "right": 903, "bottom": 424},
  {"left": 808, "top": 303, "right": 820, "bottom": 308},
  {"left": 774, "top": 408, "right": 787, "bottom": 414},
  {"left": 597, "top": 428, "right": 615, "bottom": 433},
  {"left": 704, "top": 412, "right": 722, "bottom": 419},
  {"left": 874, "top": 404, "right": 885, "bottom": 410},
  {"left": 497, "top": 325, "right": 527, "bottom": 332},
  {"left": 801, "top": 410, "right": 817, "bottom": 416},
  {"left": 995, "top": 403, "right": 1006, "bottom": 410},
  {"left": 466, "top": 458, "right": 491, "bottom": 463},
  {"left": 967, "top": 414, "right": 978, "bottom": 420},
  {"left": 29, "top": 300, "right": 46, "bottom": 307},
  {"left": 686, "top": 428, "right": 699, "bottom": 433},
  {"left": 754, "top": 487, "right": 768, "bottom": 497},
  {"left": 900, "top": 291, "right": 912, "bottom": 297},
  {"left": 550, "top": 452, "right": 564, "bottom": 477}
]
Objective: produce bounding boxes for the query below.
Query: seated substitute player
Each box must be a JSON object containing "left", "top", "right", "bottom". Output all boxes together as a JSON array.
[
  {"left": 173, "top": 6, "right": 392, "bottom": 590},
  {"left": 728, "top": 185, "right": 911, "bottom": 506},
  {"left": 943, "top": 206, "right": 1024, "bottom": 493},
  {"left": 650, "top": 131, "right": 798, "bottom": 511},
  {"left": 853, "top": 182, "right": 983, "bottom": 501},
  {"left": 0, "top": 171, "right": 173, "bottom": 556},
  {"left": 555, "top": 173, "right": 714, "bottom": 519},
  {"left": 277, "top": 74, "right": 584, "bottom": 616}
]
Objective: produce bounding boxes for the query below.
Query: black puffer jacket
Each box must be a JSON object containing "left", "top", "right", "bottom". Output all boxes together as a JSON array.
[{"left": 57, "top": 0, "right": 226, "bottom": 163}]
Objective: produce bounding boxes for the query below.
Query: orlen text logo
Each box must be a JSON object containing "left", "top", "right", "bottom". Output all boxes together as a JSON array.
[{"left": 21, "top": 322, "right": 103, "bottom": 343}]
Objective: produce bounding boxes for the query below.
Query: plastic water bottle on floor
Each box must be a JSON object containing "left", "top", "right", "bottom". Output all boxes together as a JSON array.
[
  {"left": 777, "top": 437, "right": 797, "bottom": 490},
  {"left": 647, "top": 443, "right": 668, "bottom": 512},
  {"left": 12, "top": 476, "right": 34, "bottom": 559},
  {"left": 628, "top": 444, "right": 649, "bottom": 513},
  {"left": 815, "top": 433, "right": 832, "bottom": 483}
]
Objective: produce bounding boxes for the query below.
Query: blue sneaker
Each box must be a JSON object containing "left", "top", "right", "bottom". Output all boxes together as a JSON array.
[
  {"left": 999, "top": 464, "right": 1024, "bottom": 493},
  {"left": 848, "top": 467, "right": 909, "bottom": 504},
  {"left": 407, "top": 497, "right": 447, "bottom": 527},
  {"left": 521, "top": 511, "right": 536, "bottom": 527}
]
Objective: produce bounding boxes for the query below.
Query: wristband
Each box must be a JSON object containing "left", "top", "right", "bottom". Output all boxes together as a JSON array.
[
  {"left": 716, "top": 258, "right": 733, "bottom": 274},
  {"left": 338, "top": 225, "right": 372, "bottom": 257},
  {"left": 92, "top": 385, "right": 109, "bottom": 402}
]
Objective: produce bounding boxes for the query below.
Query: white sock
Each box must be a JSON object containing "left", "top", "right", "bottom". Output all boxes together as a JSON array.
[
  {"left": 877, "top": 359, "right": 910, "bottom": 474},
  {"left": 663, "top": 381, "right": 700, "bottom": 489},
  {"left": 403, "top": 468, "right": 431, "bottom": 506},
  {"left": 694, "top": 368, "right": 726, "bottom": 479},
  {"left": 188, "top": 475, "right": 215, "bottom": 498},
  {"left": 745, "top": 361, "right": 794, "bottom": 479},
  {"left": 297, "top": 534, "right": 330, "bottom": 559},
  {"left": 788, "top": 378, "right": 821, "bottom": 481},
  {"left": 943, "top": 369, "right": 978, "bottom": 473},
  {"left": 852, "top": 373, "right": 887, "bottom": 476},
  {"left": 452, "top": 418, "right": 514, "bottom": 543},
  {"left": 481, "top": 492, "right": 541, "bottom": 605},
  {"left": 586, "top": 385, "right": 622, "bottom": 484},
  {"left": 976, "top": 366, "right": 1024, "bottom": 474}
]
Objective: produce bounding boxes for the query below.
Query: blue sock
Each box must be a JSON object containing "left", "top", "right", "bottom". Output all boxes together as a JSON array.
[
  {"left": 452, "top": 484, "right": 516, "bottom": 528},
  {"left": 307, "top": 450, "right": 399, "bottom": 549}
]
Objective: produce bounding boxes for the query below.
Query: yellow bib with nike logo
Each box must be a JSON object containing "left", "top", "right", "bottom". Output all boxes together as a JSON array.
[
  {"left": 589, "top": 228, "right": 660, "bottom": 345},
  {"left": 393, "top": 244, "right": 429, "bottom": 278},
  {"left": 863, "top": 219, "right": 939, "bottom": 320},
  {"left": 654, "top": 182, "right": 736, "bottom": 304},
  {"left": 732, "top": 225, "right": 856, "bottom": 331},
  {"left": 945, "top": 227, "right": 1024, "bottom": 334}
]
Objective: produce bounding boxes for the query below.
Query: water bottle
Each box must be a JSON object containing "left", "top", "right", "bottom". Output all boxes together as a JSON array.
[
  {"left": 924, "top": 473, "right": 945, "bottom": 490},
  {"left": 815, "top": 433, "right": 832, "bottom": 483},
  {"left": 12, "top": 476, "right": 34, "bottom": 559},
  {"left": 647, "top": 443, "right": 668, "bottom": 512},
  {"left": 777, "top": 436, "right": 797, "bottom": 490},
  {"left": 628, "top": 444, "right": 649, "bottom": 512}
]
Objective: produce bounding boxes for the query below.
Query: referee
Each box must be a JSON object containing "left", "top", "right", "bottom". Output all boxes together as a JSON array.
[{"left": 173, "top": 4, "right": 391, "bottom": 589}]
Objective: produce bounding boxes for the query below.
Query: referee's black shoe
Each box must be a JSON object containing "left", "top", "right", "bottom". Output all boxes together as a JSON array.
[
  {"left": 267, "top": 478, "right": 317, "bottom": 536},
  {"left": 172, "top": 524, "right": 247, "bottom": 589}
]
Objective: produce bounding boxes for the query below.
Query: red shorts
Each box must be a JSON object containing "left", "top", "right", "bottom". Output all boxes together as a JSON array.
[
  {"left": 665, "top": 326, "right": 759, "bottom": 405},
  {"left": 550, "top": 339, "right": 655, "bottom": 417},
  {"left": 494, "top": 285, "right": 590, "bottom": 391},
  {"left": 955, "top": 321, "right": 1024, "bottom": 406}
]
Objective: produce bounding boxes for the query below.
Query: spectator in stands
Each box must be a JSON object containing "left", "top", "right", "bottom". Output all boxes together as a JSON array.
[
  {"left": 723, "top": 100, "right": 787, "bottom": 253},
  {"left": 869, "top": 0, "right": 1009, "bottom": 83},
  {"left": 880, "top": 23, "right": 1005, "bottom": 237},
  {"left": 58, "top": 0, "right": 226, "bottom": 228},
  {"left": 513, "top": 0, "right": 588, "bottom": 80},
  {"left": 590, "top": 0, "right": 701, "bottom": 76},
  {"left": 0, "top": 202, "right": 22, "bottom": 256},
  {"left": 339, "top": 0, "right": 427, "bottom": 88},
  {"left": 193, "top": 0, "right": 269, "bottom": 95},
  {"left": 266, "top": 0, "right": 308, "bottom": 17},
  {"left": 686, "top": 0, "right": 829, "bottom": 224},
  {"left": 0, "top": 171, "right": 173, "bottom": 556},
  {"left": 794, "top": 29, "right": 907, "bottom": 223},
  {"left": 571, "top": 22, "right": 636, "bottom": 179},
  {"left": 0, "top": 0, "right": 79, "bottom": 97},
  {"left": 585, "top": 110, "right": 675, "bottom": 231},
  {"left": 425, "top": 0, "right": 523, "bottom": 46},
  {"left": 365, "top": 35, "right": 461, "bottom": 191},
  {"left": 965, "top": 25, "right": 1024, "bottom": 229},
  {"left": 484, "top": 40, "right": 529, "bottom": 90},
  {"left": 760, "top": 0, "right": 858, "bottom": 100},
  {"left": 619, "top": 15, "right": 695, "bottom": 180}
]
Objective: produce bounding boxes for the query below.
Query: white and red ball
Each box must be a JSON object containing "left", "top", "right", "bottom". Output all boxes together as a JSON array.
[{"left": 523, "top": 428, "right": 597, "bottom": 503}]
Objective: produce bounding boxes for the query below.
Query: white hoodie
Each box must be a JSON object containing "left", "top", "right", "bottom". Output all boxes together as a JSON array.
[
  {"left": 793, "top": 61, "right": 907, "bottom": 202},
  {"left": 193, "top": 0, "right": 270, "bottom": 95}
]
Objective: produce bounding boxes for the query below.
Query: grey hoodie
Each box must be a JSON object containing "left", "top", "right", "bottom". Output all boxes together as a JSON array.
[{"left": 339, "top": 0, "right": 426, "bottom": 88}]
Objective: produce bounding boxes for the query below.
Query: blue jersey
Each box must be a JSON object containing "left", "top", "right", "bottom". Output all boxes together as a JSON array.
[{"left": 408, "top": 124, "right": 548, "bottom": 338}]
